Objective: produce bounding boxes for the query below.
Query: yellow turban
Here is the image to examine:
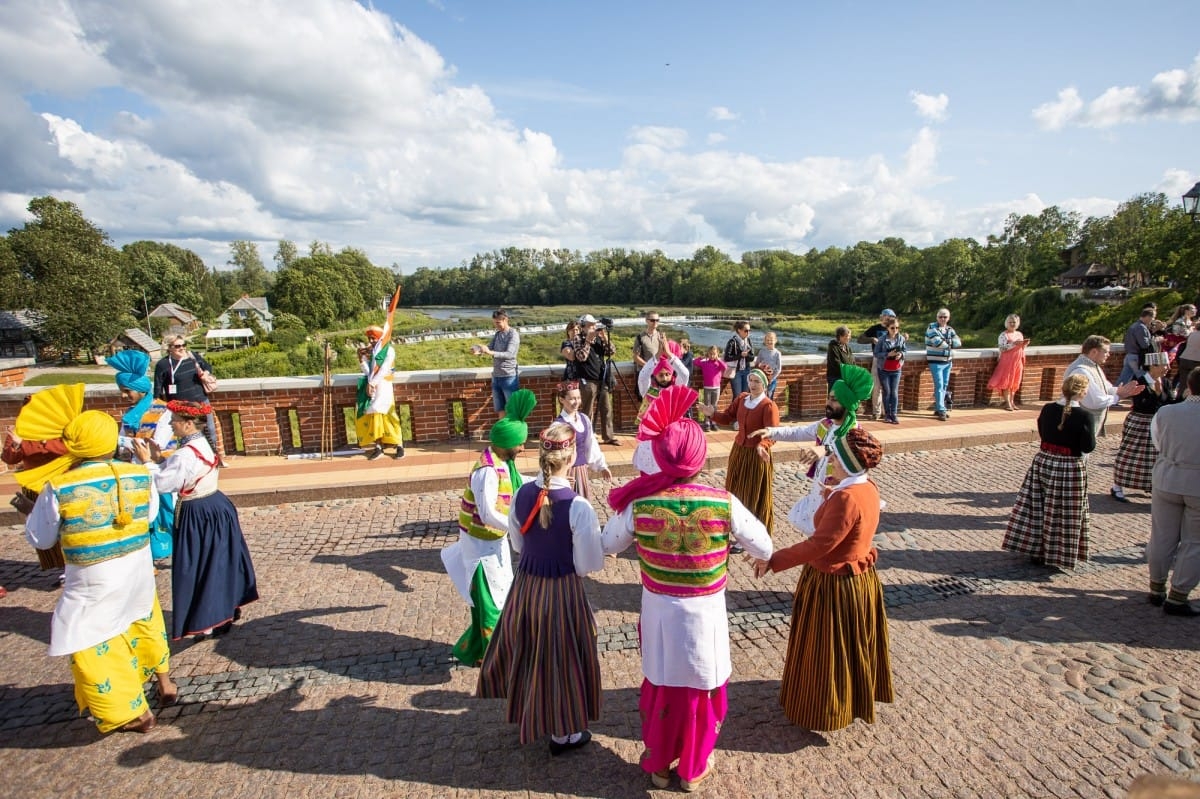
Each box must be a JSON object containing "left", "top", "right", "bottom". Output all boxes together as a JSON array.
[
  {"left": 64, "top": 411, "right": 119, "bottom": 460},
  {"left": 15, "top": 409, "right": 117, "bottom": 493}
]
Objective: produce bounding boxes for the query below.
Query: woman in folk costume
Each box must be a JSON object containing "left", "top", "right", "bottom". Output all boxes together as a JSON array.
[
  {"left": 442, "top": 388, "right": 536, "bottom": 666},
  {"left": 555, "top": 380, "right": 611, "bottom": 499},
  {"left": 23, "top": 408, "right": 177, "bottom": 734},
  {"left": 1001, "top": 374, "right": 1097, "bottom": 569},
  {"left": 1110, "top": 351, "right": 1177, "bottom": 502},
  {"left": 108, "top": 349, "right": 178, "bottom": 564},
  {"left": 132, "top": 400, "right": 258, "bottom": 639},
  {"left": 6, "top": 385, "right": 80, "bottom": 577},
  {"left": 754, "top": 362, "right": 876, "bottom": 537},
  {"left": 477, "top": 421, "right": 606, "bottom": 756},
  {"left": 603, "top": 385, "right": 773, "bottom": 791},
  {"left": 697, "top": 368, "right": 780, "bottom": 542},
  {"left": 753, "top": 427, "right": 894, "bottom": 732},
  {"left": 356, "top": 325, "right": 404, "bottom": 460}
]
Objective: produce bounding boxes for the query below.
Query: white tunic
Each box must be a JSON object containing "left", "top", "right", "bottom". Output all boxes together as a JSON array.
[
  {"left": 360, "top": 343, "right": 396, "bottom": 415},
  {"left": 26, "top": 478, "right": 160, "bottom": 657},
  {"left": 440, "top": 464, "right": 523, "bottom": 609},
  {"left": 602, "top": 494, "right": 772, "bottom": 689}
]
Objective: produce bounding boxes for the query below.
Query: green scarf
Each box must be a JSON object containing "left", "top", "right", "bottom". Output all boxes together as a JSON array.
[{"left": 356, "top": 344, "right": 390, "bottom": 416}]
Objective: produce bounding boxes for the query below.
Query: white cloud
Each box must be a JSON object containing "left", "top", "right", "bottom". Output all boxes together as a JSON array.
[
  {"left": 910, "top": 91, "right": 949, "bottom": 123},
  {"left": 0, "top": 0, "right": 1126, "bottom": 269},
  {"left": 1033, "top": 54, "right": 1200, "bottom": 129}
]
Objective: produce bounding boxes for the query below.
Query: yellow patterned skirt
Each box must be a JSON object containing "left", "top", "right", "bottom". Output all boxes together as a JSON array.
[
  {"left": 356, "top": 406, "right": 403, "bottom": 448},
  {"left": 68, "top": 594, "right": 171, "bottom": 733}
]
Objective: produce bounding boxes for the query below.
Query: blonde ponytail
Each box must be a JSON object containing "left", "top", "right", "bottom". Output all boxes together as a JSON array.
[{"left": 1058, "top": 374, "right": 1090, "bottom": 430}]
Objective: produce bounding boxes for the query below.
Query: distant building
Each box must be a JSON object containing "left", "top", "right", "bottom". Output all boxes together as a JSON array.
[
  {"left": 1057, "top": 261, "right": 1120, "bottom": 293},
  {"left": 104, "top": 328, "right": 162, "bottom": 360},
  {"left": 149, "top": 302, "right": 202, "bottom": 335},
  {"left": 217, "top": 295, "right": 273, "bottom": 332},
  {"left": 0, "top": 310, "right": 43, "bottom": 359}
]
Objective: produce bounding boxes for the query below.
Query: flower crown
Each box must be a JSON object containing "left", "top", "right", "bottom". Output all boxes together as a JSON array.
[
  {"left": 539, "top": 429, "right": 576, "bottom": 451},
  {"left": 166, "top": 399, "right": 213, "bottom": 418}
]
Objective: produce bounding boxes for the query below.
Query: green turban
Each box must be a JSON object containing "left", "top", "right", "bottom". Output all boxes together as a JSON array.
[
  {"left": 489, "top": 389, "right": 537, "bottom": 491},
  {"left": 831, "top": 362, "right": 873, "bottom": 438}
]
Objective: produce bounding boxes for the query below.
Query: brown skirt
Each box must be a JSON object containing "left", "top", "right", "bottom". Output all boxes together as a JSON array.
[
  {"left": 779, "top": 566, "right": 894, "bottom": 731},
  {"left": 724, "top": 443, "right": 773, "bottom": 534}
]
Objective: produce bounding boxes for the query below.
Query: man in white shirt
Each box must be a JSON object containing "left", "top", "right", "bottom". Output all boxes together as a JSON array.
[{"left": 1064, "top": 335, "right": 1144, "bottom": 435}]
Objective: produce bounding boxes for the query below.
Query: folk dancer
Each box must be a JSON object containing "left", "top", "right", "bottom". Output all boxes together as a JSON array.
[
  {"left": 442, "top": 388, "right": 536, "bottom": 666},
  {"left": 132, "top": 400, "right": 258, "bottom": 639},
  {"left": 478, "top": 421, "right": 606, "bottom": 755},
  {"left": 356, "top": 325, "right": 405, "bottom": 460},
  {"left": 24, "top": 409, "right": 176, "bottom": 734},
  {"left": 603, "top": 386, "right": 773, "bottom": 790}
]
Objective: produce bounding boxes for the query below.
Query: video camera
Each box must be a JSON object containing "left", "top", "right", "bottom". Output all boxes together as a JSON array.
[{"left": 598, "top": 316, "right": 615, "bottom": 330}]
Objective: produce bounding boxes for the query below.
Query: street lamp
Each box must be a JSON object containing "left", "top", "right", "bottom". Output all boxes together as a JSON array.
[{"left": 1184, "top": 181, "right": 1200, "bottom": 223}]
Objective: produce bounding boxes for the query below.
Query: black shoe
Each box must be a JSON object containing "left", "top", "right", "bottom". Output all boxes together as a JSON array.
[
  {"left": 935, "top": 410, "right": 948, "bottom": 421},
  {"left": 366, "top": 445, "right": 384, "bottom": 460},
  {"left": 212, "top": 620, "right": 234, "bottom": 636},
  {"left": 1110, "top": 487, "right": 1130, "bottom": 503},
  {"left": 1163, "top": 601, "right": 1200, "bottom": 617},
  {"left": 548, "top": 730, "right": 591, "bottom": 756},
  {"left": 729, "top": 544, "right": 745, "bottom": 555},
  {"left": 1148, "top": 593, "right": 1166, "bottom": 607},
  {"left": 393, "top": 446, "right": 405, "bottom": 459}
]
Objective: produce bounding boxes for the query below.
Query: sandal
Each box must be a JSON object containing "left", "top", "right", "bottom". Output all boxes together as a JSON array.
[
  {"left": 680, "top": 756, "right": 715, "bottom": 792},
  {"left": 651, "top": 769, "right": 671, "bottom": 789},
  {"left": 120, "top": 710, "right": 157, "bottom": 734}
]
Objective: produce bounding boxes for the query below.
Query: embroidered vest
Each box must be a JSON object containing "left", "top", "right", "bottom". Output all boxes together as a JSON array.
[
  {"left": 49, "top": 460, "right": 152, "bottom": 566},
  {"left": 806, "top": 419, "right": 835, "bottom": 480},
  {"left": 458, "top": 448, "right": 513, "bottom": 541},
  {"left": 634, "top": 383, "right": 665, "bottom": 428},
  {"left": 634, "top": 484, "right": 733, "bottom": 598}
]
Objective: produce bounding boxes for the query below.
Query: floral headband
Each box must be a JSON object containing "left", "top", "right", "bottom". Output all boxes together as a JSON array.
[
  {"left": 556, "top": 380, "right": 580, "bottom": 395},
  {"left": 539, "top": 428, "right": 576, "bottom": 451},
  {"left": 166, "top": 399, "right": 213, "bottom": 419}
]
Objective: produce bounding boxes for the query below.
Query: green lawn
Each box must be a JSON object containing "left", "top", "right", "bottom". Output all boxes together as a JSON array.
[{"left": 23, "top": 370, "right": 114, "bottom": 387}]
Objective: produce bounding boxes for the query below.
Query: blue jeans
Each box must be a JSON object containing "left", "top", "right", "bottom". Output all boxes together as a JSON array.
[
  {"left": 731, "top": 367, "right": 751, "bottom": 397},
  {"left": 928, "top": 361, "right": 951, "bottom": 413},
  {"left": 492, "top": 374, "right": 520, "bottom": 413},
  {"left": 879, "top": 369, "right": 900, "bottom": 420},
  {"left": 1117, "top": 353, "right": 1141, "bottom": 386}
]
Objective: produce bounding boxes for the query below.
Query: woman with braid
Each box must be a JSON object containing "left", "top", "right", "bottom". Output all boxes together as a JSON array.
[
  {"left": 1002, "top": 374, "right": 1097, "bottom": 569},
  {"left": 478, "top": 421, "right": 605, "bottom": 756}
]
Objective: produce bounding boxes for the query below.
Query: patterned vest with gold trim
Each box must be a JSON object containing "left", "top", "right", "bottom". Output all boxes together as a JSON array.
[
  {"left": 634, "top": 484, "right": 732, "bottom": 598},
  {"left": 49, "top": 460, "right": 152, "bottom": 566},
  {"left": 458, "top": 448, "right": 513, "bottom": 541}
]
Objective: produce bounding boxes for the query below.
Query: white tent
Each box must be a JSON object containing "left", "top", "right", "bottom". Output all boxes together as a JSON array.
[{"left": 204, "top": 328, "right": 255, "bottom": 349}]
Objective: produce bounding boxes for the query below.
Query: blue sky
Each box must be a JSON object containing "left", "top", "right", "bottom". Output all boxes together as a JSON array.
[{"left": 1, "top": 0, "right": 1198, "bottom": 273}]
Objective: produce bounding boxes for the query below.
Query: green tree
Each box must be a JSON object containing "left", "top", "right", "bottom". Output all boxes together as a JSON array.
[
  {"left": 121, "top": 241, "right": 204, "bottom": 314},
  {"left": 228, "top": 240, "right": 272, "bottom": 296},
  {"left": 274, "top": 239, "right": 298, "bottom": 270},
  {"left": 6, "top": 197, "right": 131, "bottom": 355}
]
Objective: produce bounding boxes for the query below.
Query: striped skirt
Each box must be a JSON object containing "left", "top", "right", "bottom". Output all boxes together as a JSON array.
[
  {"left": 477, "top": 570, "right": 602, "bottom": 745},
  {"left": 779, "top": 566, "right": 893, "bottom": 731},
  {"left": 1001, "top": 451, "right": 1090, "bottom": 569},
  {"left": 568, "top": 465, "right": 593, "bottom": 501},
  {"left": 725, "top": 444, "right": 774, "bottom": 534},
  {"left": 1112, "top": 411, "right": 1154, "bottom": 492}
]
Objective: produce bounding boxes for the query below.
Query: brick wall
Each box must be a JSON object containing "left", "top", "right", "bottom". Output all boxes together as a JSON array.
[{"left": 0, "top": 345, "right": 1121, "bottom": 456}]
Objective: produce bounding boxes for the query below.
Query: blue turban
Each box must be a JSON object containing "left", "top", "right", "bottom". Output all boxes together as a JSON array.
[{"left": 106, "top": 349, "right": 153, "bottom": 429}]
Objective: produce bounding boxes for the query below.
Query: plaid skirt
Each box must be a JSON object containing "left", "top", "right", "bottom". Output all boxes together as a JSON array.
[
  {"left": 1002, "top": 451, "right": 1090, "bottom": 569},
  {"left": 1112, "top": 411, "right": 1154, "bottom": 492}
]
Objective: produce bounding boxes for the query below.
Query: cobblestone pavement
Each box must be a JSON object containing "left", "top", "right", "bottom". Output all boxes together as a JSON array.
[{"left": 1, "top": 437, "right": 1197, "bottom": 798}]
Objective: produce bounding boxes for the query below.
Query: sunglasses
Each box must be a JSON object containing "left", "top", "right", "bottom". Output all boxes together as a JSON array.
[{"left": 170, "top": 344, "right": 186, "bottom": 349}]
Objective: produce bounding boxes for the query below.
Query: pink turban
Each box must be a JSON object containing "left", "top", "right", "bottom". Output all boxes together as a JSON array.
[{"left": 609, "top": 418, "right": 707, "bottom": 512}]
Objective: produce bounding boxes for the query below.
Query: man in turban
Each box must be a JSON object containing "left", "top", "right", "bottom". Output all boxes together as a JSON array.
[
  {"left": 356, "top": 325, "right": 404, "bottom": 460},
  {"left": 753, "top": 362, "right": 875, "bottom": 535},
  {"left": 108, "top": 349, "right": 177, "bottom": 564},
  {"left": 442, "top": 388, "right": 536, "bottom": 666},
  {"left": 24, "top": 409, "right": 176, "bottom": 735},
  {"left": 603, "top": 385, "right": 773, "bottom": 791}
]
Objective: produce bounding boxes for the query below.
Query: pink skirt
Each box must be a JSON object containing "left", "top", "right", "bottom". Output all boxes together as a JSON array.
[{"left": 638, "top": 679, "right": 727, "bottom": 781}]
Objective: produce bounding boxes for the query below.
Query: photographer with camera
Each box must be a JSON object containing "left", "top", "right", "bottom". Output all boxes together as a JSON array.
[{"left": 571, "top": 315, "right": 619, "bottom": 445}]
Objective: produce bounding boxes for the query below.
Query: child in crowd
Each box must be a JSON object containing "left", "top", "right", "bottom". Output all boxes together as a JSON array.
[
  {"left": 693, "top": 345, "right": 727, "bottom": 431},
  {"left": 756, "top": 332, "right": 782, "bottom": 399}
]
